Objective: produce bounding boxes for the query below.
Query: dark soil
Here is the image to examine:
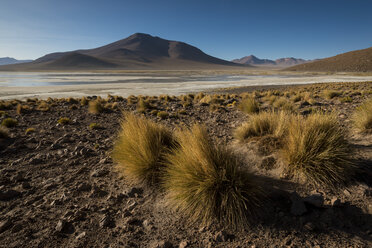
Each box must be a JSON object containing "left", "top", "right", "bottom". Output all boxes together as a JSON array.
[{"left": 1, "top": 82, "right": 371, "bottom": 248}]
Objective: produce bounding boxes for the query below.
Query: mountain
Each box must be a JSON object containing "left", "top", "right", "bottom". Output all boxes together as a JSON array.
[
  {"left": 286, "top": 46, "right": 372, "bottom": 72},
  {"left": 0, "top": 57, "right": 33, "bottom": 65},
  {"left": 232, "top": 55, "right": 310, "bottom": 67},
  {"left": 0, "top": 33, "right": 244, "bottom": 71},
  {"left": 232, "top": 55, "right": 276, "bottom": 66}
]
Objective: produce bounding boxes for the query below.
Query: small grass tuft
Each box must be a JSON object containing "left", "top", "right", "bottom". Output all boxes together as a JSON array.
[
  {"left": 324, "top": 90, "right": 342, "bottom": 99},
  {"left": 57, "top": 117, "right": 71, "bottom": 125},
  {"left": 25, "top": 127, "right": 36, "bottom": 135},
  {"left": 1, "top": 118, "right": 18, "bottom": 128},
  {"left": 88, "top": 100, "right": 104, "bottom": 114},
  {"left": 157, "top": 111, "right": 169, "bottom": 119},
  {"left": 112, "top": 113, "right": 175, "bottom": 185},
  {"left": 238, "top": 97, "right": 259, "bottom": 114},
  {"left": 164, "top": 124, "right": 265, "bottom": 229},
  {"left": 0, "top": 126, "right": 9, "bottom": 138}
]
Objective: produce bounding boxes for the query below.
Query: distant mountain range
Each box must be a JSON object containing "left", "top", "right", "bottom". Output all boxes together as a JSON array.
[
  {"left": 232, "top": 55, "right": 311, "bottom": 67},
  {"left": 286, "top": 46, "right": 372, "bottom": 72},
  {"left": 0, "top": 33, "right": 245, "bottom": 71},
  {"left": 0, "top": 57, "right": 33, "bottom": 66}
]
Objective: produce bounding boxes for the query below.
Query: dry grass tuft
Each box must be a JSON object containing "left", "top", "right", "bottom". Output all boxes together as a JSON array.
[
  {"left": 281, "top": 112, "right": 354, "bottom": 188},
  {"left": 57, "top": 117, "right": 71, "bottom": 125},
  {"left": 352, "top": 98, "right": 372, "bottom": 133},
  {"left": 1, "top": 118, "right": 18, "bottom": 128},
  {"left": 238, "top": 97, "right": 259, "bottom": 114},
  {"left": 323, "top": 90, "right": 342, "bottom": 99},
  {"left": 0, "top": 126, "right": 9, "bottom": 138},
  {"left": 112, "top": 113, "right": 175, "bottom": 185},
  {"left": 164, "top": 124, "right": 264, "bottom": 229},
  {"left": 234, "top": 111, "right": 289, "bottom": 142},
  {"left": 88, "top": 100, "right": 104, "bottom": 114},
  {"left": 25, "top": 127, "right": 36, "bottom": 135}
]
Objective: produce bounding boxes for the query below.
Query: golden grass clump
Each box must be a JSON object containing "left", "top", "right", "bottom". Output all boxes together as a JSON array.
[
  {"left": 25, "top": 127, "right": 36, "bottom": 135},
  {"left": 281, "top": 112, "right": 354, "bottom": 188},
  {"left": 89, "top": 123, "right": 103, "bottom": 130},
  {"left": 164, "top": 125, "right": 264, "bottom": 229},
  {"left": 88, "top": 100, "right": 104, "bottom": 114},
  {"left": 1, "top": 118, "right": 18, "bottom": 128},
  {"left": 238, "top": 97, "right": 259, "bottom": 114},
  {"left": 0, "top": 126, "right": 9, "bottom": 138},
  {"left": 137, "top": 98, "right": 152, "bottom": 113},
  {"left": 234, "top": 111, "right": 289, "bottom": 142},
  {"left": 323, "top": 90, "right": 342, "bottom": 99},
  {"left": 80, "top": 96, "right": 89, "bottom": 106},
  {"left": 36, "top": 102, "right": 50, "bottom": 111},
  {"left": 352, "top": 98, "right": 372, "bottom": 133},
  {"left": 112, "top": 113, "right": 175, "bottom": 185},
  {"left": 57, "top": 117, "right": 71, "bottom": 125},
  {"left": 157, "top": 111, "right": 169, "bottom": 119}
]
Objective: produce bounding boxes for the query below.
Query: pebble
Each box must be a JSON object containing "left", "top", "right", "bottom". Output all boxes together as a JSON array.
[{"left": 75, "top": 231, "right": 86, "bottom": 240}]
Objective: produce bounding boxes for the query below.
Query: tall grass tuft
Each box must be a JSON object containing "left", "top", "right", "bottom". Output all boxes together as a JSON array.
[
  {"left": 234, "top": 111, "right": 289, "bottom": 142},
  {"left": 352, "top": 98, "right": 372, "bottom": 133},
  {"left": 281, "top": 112, "right": 354, "bottom": 188},
  {"left": 88, "top": 100, "right": 104, "bottom": 114},
  {"left": 238, "top": 97, "right": 259, "bottom": 114},
  {"left": 112, "top": 113, "right": 175, "bottom": 185},
  {"left": 164, "top": 124, "right": 264, "bottom": 229}
]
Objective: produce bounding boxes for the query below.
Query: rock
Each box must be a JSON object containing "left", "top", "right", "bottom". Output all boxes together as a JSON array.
[
  {"left": 124, "top": 217, "right": 141, "bottom": 226},
  {"left": 143, "top": 219, "right": 153, "bottom": 231},
  {"left": 127, "top": 187, "right": 143, "bottom": 198},
  {"left": 90, "top": 169, "right": 109, "bottom": 177},
  {"left": 303, "top": 193, "right": 324, "bottom": 207},
  {"left": 77, "top": 183, "right": 91, "bottom": 192},
  {"left": 0, "top": 219, "right": 12, "bottom": 233},
  {"left": 126, "top": 199, "right": 137, "bottom": 211},
  {"left": 55, "top": 220, "right": 74, "bottom": 233},
  {"left": 0, "top": 189, "right": 21, "bottom": 201},
  {"left": 99, "top": 214, "right": 115, "bottom": 228},
  {"left": 214, "top": 230, "right": 232, "bottom": 242},
  {"left": 290, "top": 192, "right": 307, "bottom": 216},
  {"left": 343, "top": 189, "right": 351, "bottom": 196},
  {"left": 149, "top": 240, "right": 173, "bottom": 248},
  {"left": 179, "top": 240, "right": 189, "bottom": 248},
  {"left": 330, "top": 197, "right": 341, "bottom": 207},
  {"left": 75, "top": 231, "right": 86, "bottom": 240}
]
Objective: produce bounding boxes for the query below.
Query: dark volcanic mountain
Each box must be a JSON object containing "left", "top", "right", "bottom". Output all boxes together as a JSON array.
[
  {"left": 286, "top": 46, "right": 372, "bottom": 72},
  {"left": 232, "top": 55, "right": 309, "bottom": 67},
  {"left": 0, "top": 33, "right": 244, "bottom": 71},
  {"left": 0, "top": 57, "right": 33, "bottom": 65}
]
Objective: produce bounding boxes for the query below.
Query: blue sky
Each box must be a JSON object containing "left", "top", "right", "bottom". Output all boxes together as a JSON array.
[{"left": 1, "top": 0, "right": 371, "bottom": 60}]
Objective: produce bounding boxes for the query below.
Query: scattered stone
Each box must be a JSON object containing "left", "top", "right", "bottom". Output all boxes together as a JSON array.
[
  {"left": 214, "top": 230, "right": 232, "bottom": 242},
  {"left": 0, "top": 219, "right": 12, "bottom": 233},
  {"left": 143, "top": 219, "right": 153, "bottom": 231},
  {"left": 343, "top": 189, "right": 351, "bottom": 196},
  {"left": 290, "top": 192, "right": 307, "bottom": 216},
  {"left": 99, "top": 214, "right": 115, "bottom": 228},
  {"left": 303, "top": 222, "right": 315, "bottom": 231},
  {"left": 179, "top": 240, "right": 189, "bottom": 248},
  {"left": 127, "top": 187, "right": 143, "bottom": 198},
  {"left": 77, "top": 182, "right": 92, "bottom": 192},
  {"left": 330, "top": 197, "right": 341, "bottom": 207},
  {"left": 0, "top": 189, "right": 21, "bottom": 201},
  {"left": 75, "top": 231, "right": 86, "bottom": 240},
  {"left": 303, "top": 193, "right": 324, "bottom": 207},
  {"left": 90, "top": 169, "right": 109, "bottom": 177},
  {"left": 149, "top": 240, "right": 173, "bottom": 248},
  {"left": 55, "top": 220, "right": 74, "bottom": 234}
]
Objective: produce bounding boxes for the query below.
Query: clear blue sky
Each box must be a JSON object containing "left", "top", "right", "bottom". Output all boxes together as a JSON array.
[{"left": 1, "top": 0, "right": 371, "bottom": 60}]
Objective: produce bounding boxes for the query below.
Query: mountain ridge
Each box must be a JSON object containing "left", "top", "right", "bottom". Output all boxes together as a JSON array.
[
  {"left": 232, "top": 55, "right": 310, "bottom": 67},
  {"left": 0, "top": 57, "right": 33, "bottom": 66},
  {"left": 1, "top": 33, "right": 244, "bottom": 71}
]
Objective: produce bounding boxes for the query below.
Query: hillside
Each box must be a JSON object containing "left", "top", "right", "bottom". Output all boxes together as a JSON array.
[
  {"left": 286, "top": 46, "right": 372, "bottom": 72},
  {"left": 0, "top": 33, "right": 244, "bottom": 71}
]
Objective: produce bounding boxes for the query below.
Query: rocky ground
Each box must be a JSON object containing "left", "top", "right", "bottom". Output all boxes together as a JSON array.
[{"left": 0, "top": 82, "right": 371, "bottom": 248}]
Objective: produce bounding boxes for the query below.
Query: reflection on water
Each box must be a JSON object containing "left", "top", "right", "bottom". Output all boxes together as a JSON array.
[
  {"left": 1, "top": 72, "right": 372, "bottom": 100},
  {"left": 0, "top": 72, "right": 299, "bottom": 87}
]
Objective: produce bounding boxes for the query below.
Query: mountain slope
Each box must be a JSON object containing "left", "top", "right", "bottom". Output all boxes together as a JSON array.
[
  {"left": 1, "top": 33, "right": 244, "bottom": 71},
  {"left": 286, "top": 46, "right": 372, "bottom": 72},
  {"left": 0, "top": 57, "right": 33, "bottom": 65}
]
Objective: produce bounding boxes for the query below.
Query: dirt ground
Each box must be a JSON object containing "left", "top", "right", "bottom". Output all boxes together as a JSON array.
[{"left": 0, "top": 82, "right": 371, "bottom": 248}]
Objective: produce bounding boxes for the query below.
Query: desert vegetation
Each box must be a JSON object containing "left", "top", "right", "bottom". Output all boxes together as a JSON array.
[{"left": 0, "top": 81, "right": 371, "bottom": 247}]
